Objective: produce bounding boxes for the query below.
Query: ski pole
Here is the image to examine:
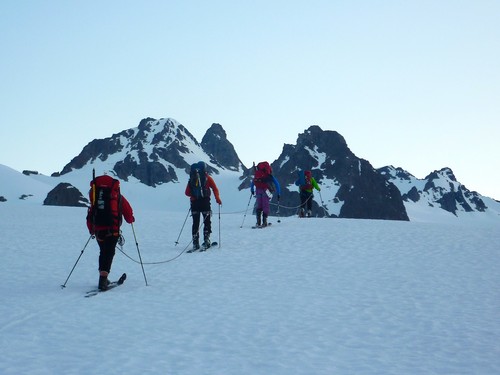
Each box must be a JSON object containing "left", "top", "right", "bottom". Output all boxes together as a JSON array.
[
  {"left": 131, "top": 223, "right": 148, "bottom": 286},
  {"left": 276, "top": 197, "right": 281, "bottom": 223},
  {"left": 61, "top": 235, "right": 93, "bottom": 289},
  {"left": 240, "top": 193, "right": 253, "bottom": 228},
  {"left": 218, "top": 203, "right": 221, "bottom": 248},
  {"left": 175, "top": 207, "right": 191, "bottom": 245},
  {"left": 318, "top": 190, "right": 328, "bottom": 217}
]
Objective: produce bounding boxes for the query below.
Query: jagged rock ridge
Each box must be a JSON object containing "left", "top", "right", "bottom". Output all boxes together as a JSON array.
[
  {"left": 59, "top": 118, "right": 244, "bottom": 187},
  {"left": 379, "top": 166, "right": 488, "bottom": 216},
  {"left": 33, "top": 118, "right": 498, "bottom": 220},
  {"left": 268, "top": 125, "right": 409, "bottom": 220}
]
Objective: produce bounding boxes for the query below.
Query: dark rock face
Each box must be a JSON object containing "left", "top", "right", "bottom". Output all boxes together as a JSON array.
[
  {"left": 378, "top": 166, "right": 412, "bottom": 181},
  {"left": 336, "top": 162, "right": 408, "bottom": 220},
  {"left": 60, "top": 135, "right": 126, "bottom": 173},
  {"left": 201, "top": 123, "right": 246, "bottom": 171},
  {"left": 113, "top": 153, "right": 178, "bottom": 186},
  {"left": 22, "top": 170, "right": 39, "bottom": 176},
  {"left": 403, "top": 186, "right": 420, "bottom": 202},
  {"left": 44, "top": 183, "right": 88, "bottom": 207},
  {"left": 262, "top": 125, "right": 409, "bottom": 220}
]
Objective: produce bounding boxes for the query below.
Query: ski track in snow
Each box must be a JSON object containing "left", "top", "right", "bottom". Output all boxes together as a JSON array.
[{"left": 0, "top": 205, "right": 499, "bottom": 375}]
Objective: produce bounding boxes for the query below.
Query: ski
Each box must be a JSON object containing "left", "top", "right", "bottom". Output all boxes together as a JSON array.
[
  {"left": 200, "top": 241, "right": 218, "bottom": 252},
  {"left": 252, "top": 223, "right": 272, "bottom": 229},
  {"left": 85, "top": 273, "right": 127, "bottom": 297},
  {"left": 187, "top": 241, "right": 218, "bottom": 253}
]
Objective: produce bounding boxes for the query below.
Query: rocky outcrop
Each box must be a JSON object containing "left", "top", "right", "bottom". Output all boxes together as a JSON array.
[{"left": 43, "top": 183, "right": 88, "bottom": 207}]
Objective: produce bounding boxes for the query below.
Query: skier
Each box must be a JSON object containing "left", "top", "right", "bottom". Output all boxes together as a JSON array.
[
  {"left": 86, "top": 174, "right": 135, "bottom": 290},
  {"left": 295, "top": 170, "right": 321, "bottom": 217},
  {"left": 250, "top": 161, "right": 281, "bottom": 227},
  {"left": 185, "top": 162, "right": 222, "bottom": 251}
]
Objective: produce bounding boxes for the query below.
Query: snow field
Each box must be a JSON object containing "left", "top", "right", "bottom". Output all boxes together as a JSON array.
[{"left": 0, "top": 205, "right": 499, "bottom": 374}]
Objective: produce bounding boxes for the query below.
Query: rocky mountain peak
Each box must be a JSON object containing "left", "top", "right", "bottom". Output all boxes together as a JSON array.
[
  {"left": 269, "top": 126, "right": 408, "bottom": 220},
  {"left": 296, "top": 125, "right": 349, "bottom": 156},
  {"left": 57, "top": 118, "right": 244, "bottom": 188},
  {"left": 380, "top": 166, "right": 488, "bottom": 216},
  {"left": 201, "top": 123, "right": 245, "bottom": 171}
]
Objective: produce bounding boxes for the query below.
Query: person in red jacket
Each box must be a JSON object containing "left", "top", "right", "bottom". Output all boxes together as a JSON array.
[
  {"left": 86, "top": 174, "right": 135, "bottom": 290},
  {"left": 185, "top": 162, "right": 222, "bottom": 251}
]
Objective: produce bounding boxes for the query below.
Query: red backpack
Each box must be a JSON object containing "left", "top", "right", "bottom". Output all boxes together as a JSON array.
[
  {"left": 88, "top": 174, "right": 122, "bottom": 234},
  {"left": 301, "top": 170, "right": 313, "bottom": 190},
  {"left": 254, "top": 161, "right": 272, "bottom": 189}
]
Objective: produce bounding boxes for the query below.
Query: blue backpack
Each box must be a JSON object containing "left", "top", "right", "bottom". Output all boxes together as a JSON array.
[{"left": 189, "top": 162, "right": 209, "bottom": 198}]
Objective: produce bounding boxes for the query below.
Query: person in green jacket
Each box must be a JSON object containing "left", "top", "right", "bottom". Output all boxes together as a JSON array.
[{"left": 295, "top": 170, "right": 321, "bottom": 217}]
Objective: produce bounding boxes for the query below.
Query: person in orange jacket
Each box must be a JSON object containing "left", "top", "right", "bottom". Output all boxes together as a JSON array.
[
  {"left": 86, "top": 174, "right": 135, "bottom": 290},
  {"left": 185, "top": 162, "right": 222, "bottom": 251}
]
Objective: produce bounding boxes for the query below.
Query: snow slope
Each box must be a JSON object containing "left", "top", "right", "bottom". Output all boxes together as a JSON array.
[
  {"left": 0, "top": 204, "right": 499, "bottom": 375},
  {"left": 3, "top": 162, "right": 500, "bottom": 221},
  {"left": 0, "top": 164, "right": 54, "bottom": 203}
]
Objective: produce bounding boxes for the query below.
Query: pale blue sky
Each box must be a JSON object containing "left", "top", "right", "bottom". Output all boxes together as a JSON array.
[{"left": 1, "top": 1, "right": 499, "bottom": 199}]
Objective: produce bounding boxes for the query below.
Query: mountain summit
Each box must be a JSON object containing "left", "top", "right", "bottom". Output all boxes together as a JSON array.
[
  {"left": 59, "top": 118, "right": 243, "bottom": 187},
  {"left": 201, "top": 123, "right": 246, "bottom": 172},
  {"left": 271, "top": 125, "right": 409, "bottom": 220}
]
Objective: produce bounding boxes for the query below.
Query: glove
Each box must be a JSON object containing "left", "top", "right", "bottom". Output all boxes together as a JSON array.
[
  {"left": 250, "top": 189, "right": 255, "bottom": 196},
  {"left": 277, "top": 194, "right": 280, "bottom": 200},
  {"left": 216, "top": 198, "right": 222, "bottom": 205}
]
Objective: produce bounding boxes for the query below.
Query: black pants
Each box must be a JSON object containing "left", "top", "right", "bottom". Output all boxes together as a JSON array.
[
  {"left": 96, "top": 231, "right": 118, "bottom": 274},
  {"left": 191, "top": 197, "right": 211, "bottom": 237},
  {"left": 300, "top": 191, "right": 313, "bottom": 211}
]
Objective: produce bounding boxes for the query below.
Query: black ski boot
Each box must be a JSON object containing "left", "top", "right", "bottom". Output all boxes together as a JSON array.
[
  {"left": 192, "top": 234, "right": 200, "bottom": 251},
  {"left": 256, "top": 210, "right": 262, "bottom": 227},
  {"left": 262, "top": 214, "right": 268, "bottom": 227},
  {"left": 98, "top": 275, "right": 110, "bottom": 291},
  {"left": 201, "top": 233, "right": 211, "bottom": 251}
]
